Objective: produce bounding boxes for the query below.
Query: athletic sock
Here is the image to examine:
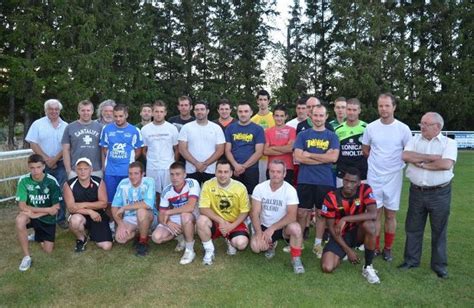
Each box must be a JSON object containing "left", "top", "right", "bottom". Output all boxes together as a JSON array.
[
  {"left": 375, "top": 236, "right": 380, "bottom": 250},
  {"left": 185, "top": 240, "right": 195, "bottom": 251},
  {"left": 139, "top": 236, "right": 148, "bottom": 245},
  {"left": 290, "top": 246, "right": 302, "bottom": 258},
  {"left": 314, "top": 238, "right": 322, "bottom": 246},
  {"left": 384, "top": 232, "right": 395, "bottom": 250},
  {"left": 365, "top": 249, "right": 375, "bottom": 267},
  {"left": 202, "top": 240, "right": 215, "bottom": 252}
]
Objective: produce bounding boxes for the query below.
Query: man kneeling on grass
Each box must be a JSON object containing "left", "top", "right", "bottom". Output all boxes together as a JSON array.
[
  {"left": 152, "top": 162, "right": 200, "bottom": 265},
  {"left": 197, "top": 160, "right": 250, "bottom": 265},
  {"left": 112, "top": 162, "right": 156, "bottom": 256},
  {"left": 64, "top": 158, "right": 113, "bottom": 252},
  {"left": 250, "top": 160, "right": 305, "bottom": 274},
  {"left": 15, "top": 154, "right": 61, "bottom": 271},
  {"left": 320, "top": 167, "right": 380, "bottom": 284}
]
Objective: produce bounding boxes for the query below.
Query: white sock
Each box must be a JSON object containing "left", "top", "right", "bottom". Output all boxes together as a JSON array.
[
  {"left": 314, "top": 238, "right": 322, "bottom": 245},
  {"left": 176, "top": 234, "right": 184, "bottom": 242},
  {"left": 203, "top": 240, "right": 214, "bottom": 251},
  {"left": 185, "top": 240, "right": 195, "bottom": 251}
]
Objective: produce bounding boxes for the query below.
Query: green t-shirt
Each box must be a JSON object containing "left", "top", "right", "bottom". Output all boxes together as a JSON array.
[{"left": 16, "top": 173, "right": 62, "bottom": 224}]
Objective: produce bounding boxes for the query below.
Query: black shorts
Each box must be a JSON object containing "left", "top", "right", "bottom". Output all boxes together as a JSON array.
[
  {"left": 297, "top": 184, "right": 334, "bottom": 210},
  {"left": 261, "top": 225, "right": 289, "bottom": 244},
  {"left": 188, "top": 172, "right": 214, "bottom": 185},
  {"left": 85, "top": 212, "right": 113, "bottom": 243},
  {"left": 265, "top": 169, "right": 294, "bottom": 185},
  {"left": 233, "top": 168, "right": 259, "bottom": 195},
  {"left": 323, "top": 227, "right": 361, "bottom": 258},
  {"left": 27, "top": 219, "right": 56, "bottom": 242}
]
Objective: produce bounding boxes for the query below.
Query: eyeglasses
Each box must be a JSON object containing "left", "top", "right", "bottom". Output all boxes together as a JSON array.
[{"left": 418, "top": 122, "right": 437, "bottom": 128}]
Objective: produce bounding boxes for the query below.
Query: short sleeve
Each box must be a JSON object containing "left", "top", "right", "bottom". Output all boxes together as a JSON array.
[
  {"left": 293, "top": 133, "right": 304, "bottom": 150},
  {"left": 251, "top": 183, "right": 263, "bottom": 202},
  {"left": 188, "top": 179, "right": 201, "bottom": 198},
  {"left": 61, "top": 125, "right": 71, "bottom": 145},
  {"left": 178, "top": 124, "right": 189, "bottom": 142},
  {"left": 442, "top": 138, "right": 458, "bottom": 162},
  {"left": 25, "top": 121, "right": 39, "bottom": 144},
  {"left": 285, "top": 185, "right": 299, "bottom": 205},
  {"left": 111, "top": 182, "right": 124, "bottom": 207},
  {"left": 132, "top": 127, "right": 144, "bottom": 149},
  {"left": 361, "top": 126, "right": 371, "bottom": 146},
  {"left": 215, "top": 126, "right": 226, "bottom": 145},
  {"left": 142, "top": 179, "right": 156, "bottom": 209},
  {"left": 320, "top": 192, "right": 336, "bottom": 219},
  {"left": 15, "top": 178, "right": 28, "bottom": 202},
  {"left": 329, "top": 131, "right": 340, "bottom": 150},
  {"left": 99, "top": 125, "right": 108, "bottom": 148},
  {"left": 255, "top": 126, "right": 265, "bottom": 144},
  {"left": 199, "top": 182, "right": 211, "bottom": 208},
  {"left": 50, "top": 180, "right": 62, "bottom": 204},
  {"left": 404, "top": 135, "right": 416, "bottom": 151},
  {"left": 171, "top": 125, "right": 179, "bottom": 146},
  {"left": 238, "top": 186, "right": 250, "bottom": 213}
]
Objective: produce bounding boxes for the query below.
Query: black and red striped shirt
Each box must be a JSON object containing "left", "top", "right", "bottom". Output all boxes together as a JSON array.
[{"left": 321, "top": 183, "right": 376, "bottom": 234}]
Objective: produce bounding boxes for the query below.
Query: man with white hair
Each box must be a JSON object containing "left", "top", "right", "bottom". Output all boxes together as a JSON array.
[
  {"left": 399, "top": 112, "right": 457, "bottom": 279},
  {"left": 25, "top": 99, "right": 68, "bottom": 229},
  {"left": 96, "top": 99, "right": 116, "bottom": 125}
]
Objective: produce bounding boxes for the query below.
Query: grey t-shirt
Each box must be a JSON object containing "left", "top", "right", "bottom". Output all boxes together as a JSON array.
[{"left": 62, "top": 120, "right": 103, "bottom": 171}]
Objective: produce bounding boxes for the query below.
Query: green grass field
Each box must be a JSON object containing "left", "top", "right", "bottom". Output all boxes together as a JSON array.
[{"left": 1, "top": 152, "right": 473, "bottom": 307}]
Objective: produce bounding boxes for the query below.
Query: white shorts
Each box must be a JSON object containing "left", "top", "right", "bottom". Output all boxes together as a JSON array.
[
  {"left": 146, "top": 169, "right": 170, "bottom": 194},
  {"left": 336, "top": 177, "right": 366, "bottom": 188},
  {"left": 123, "top": 215, "right": 158, "bottom": 230},
  {"left": 156, "top": 211, "right": 197, "bottom": 235},
  {"left": 367, "top": 170, "right": 403, "bottom": 211}
]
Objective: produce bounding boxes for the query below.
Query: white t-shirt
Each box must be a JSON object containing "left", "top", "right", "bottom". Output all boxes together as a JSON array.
[
  {"left": 251, "top": 180, "right": 299, "bottom": 227},
  {"left": 178, "top": 121, "right": 225, "bottom": 174},
  {"left": 141, "top": 121, "right": 179, "bottom": 170},
  {"left": 286, "top": 117, "right": 304, "bottom": 129},
  {"left": 362, "top": 119, "right": 411, "bottom": 176}
]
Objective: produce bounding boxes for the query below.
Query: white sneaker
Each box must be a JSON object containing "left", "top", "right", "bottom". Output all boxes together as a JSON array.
[
  {"left": 175, "top": 235, "right": 185, "bottom": 252},
  {"left": 19, "top": 256, "right": 32, "bottom": 271},
  {"left": 313, "top": 243, "right": 323, "bottom": 259},
  {"left": 357, "top": 244, "right": 365, "bottom": 251},
  {"left": 292, "top": 257, "right": 305, "bottom": 274},
  {"left": 27, "top": 233, "right": 35, "bottom": 241},
  {"left": 362, "top": 265, "right": 381, "bottom": 284},
  {"left": 226, "top": 239, "right": 237, "bottom": 256},
  {"left": 283, "top": 244, "right": 304, "bottom": 253},
  {"left": 202, "top": 250, "right": 215, "bottom": 265},
  {"left": 179, "top": 249, "right": 196, "bottom": 265},
  {"left": 264, "top": 241, "right": 278, "bottom": 259}
]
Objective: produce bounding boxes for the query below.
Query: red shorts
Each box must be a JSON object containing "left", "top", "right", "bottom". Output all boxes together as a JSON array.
[{"left": 211, "top": 221, "right": 249, "bottom": 240}]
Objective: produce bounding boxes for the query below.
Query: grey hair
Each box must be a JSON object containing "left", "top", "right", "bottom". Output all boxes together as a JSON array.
[
  {"left": 96, "top": 99, "right": 116, "bottom": 118},
  {"left": 427, "top": 112, "right": 444, "bottom": 130},
  {"left": 269, "top": 159, "right": 287, "bottom": 170},
  {"left": 44, "top": 99, "right": 63, "bottom": 112}
]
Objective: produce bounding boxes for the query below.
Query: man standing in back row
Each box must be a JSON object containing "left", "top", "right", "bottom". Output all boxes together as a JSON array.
[{"left": 362, "top": 93, "right": 411, "bottom": 261}]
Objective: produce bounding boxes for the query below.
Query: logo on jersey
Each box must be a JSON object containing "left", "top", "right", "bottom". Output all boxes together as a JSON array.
[
  {"left": 111, "top": 143, "right": 127, "bottom": 159},
  {"left": 306, "top": 138, "right": 329, "bottom": 150},
  {"left": 233, "top": 133, "right": 254, "bottom": 142},
  {"left": 26, "top": 184, "right": 34, "bottom": 191},
  {"left": 83, "top": 135, "right": 93, "bottom": 145},
  {"left": 219, "top": 199, "right": 231, "bottom": 213},
  {"left": 355, "top": 198, "right": 360, "bottom": 207}
]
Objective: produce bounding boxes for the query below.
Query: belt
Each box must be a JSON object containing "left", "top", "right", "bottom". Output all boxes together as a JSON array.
[{"left": 411, "top": 182, "right": 451, "bottom": 192}]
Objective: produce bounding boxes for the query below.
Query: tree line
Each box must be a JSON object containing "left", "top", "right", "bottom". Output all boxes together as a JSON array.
[{"left": 1, "top": 1, "right": 472, "bottom": 149}]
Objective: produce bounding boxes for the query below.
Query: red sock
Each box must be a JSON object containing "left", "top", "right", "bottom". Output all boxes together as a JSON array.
[
  {"left": 139, "top": 236, "right": 148, "bottom": 244},
  {"left": 384, "top": 232, "right": 395, "bottom": 250},
  {"left": 290, "top": 246, "right": 302, "bottom": 258},
  {"left": 375, "top": 236, "right": 380, "bottom": 250}
]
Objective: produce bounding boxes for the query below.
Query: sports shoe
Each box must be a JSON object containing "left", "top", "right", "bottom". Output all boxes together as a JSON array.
[
  {"left": 356, "top": 244, "right": 365, "bottom": 251},
  {"left": 202, "top": 250, "right": 215, "bottom": 265},
  {"left": 383, "top": 248, "right": 393, "bottom": 262},
  {"left": 175, "top": 235, "right": 185, "bottom": 252},
  {"left": 264, "top": 241, "right": 278, "bottom": 259},
  {"left": 28, "top": 233, "right": 35, "bottom": 242},
  {"left": 362, "top": 265, "right": 381, "bottom": 284},
  {"left": 226, "top": 239, "right": 237, "bottom": 256},
  {"left": 313, "top": 243, "right": 323, "bottom": 259},
  {"left": 19, "top": 256, "right": 32, "bottom": 272},
  {"left": 75, "top": 237, "right": 88, "bottom": 253},
  {"left": 292, "top": 257, "right": 305, "bottom": 274},
  {"left": 180, "top": 249, "right": 196, "bottom": 265},
  {"left": 58, "top": 220, "right": 69, "bottom": 230},
  {"left": 374, "top": 249, "right": 382, "bottom": 257},
  {"left": 135, "top": 242, "right": 149, "bottom": 257}
]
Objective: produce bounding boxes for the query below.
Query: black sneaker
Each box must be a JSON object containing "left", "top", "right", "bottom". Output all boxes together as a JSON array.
[
  {"left": 383, "top": 248, "right": 393, "bottom": 262},
  {"left": 136, "top": 242, "right": 149, "bottom": 257},
  {"left": 75, "top": 238, "right": 88, "bottom": 253}
]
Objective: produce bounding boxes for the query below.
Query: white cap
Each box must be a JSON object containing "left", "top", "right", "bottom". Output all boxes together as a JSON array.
[{"left": 75, "top": 157, "right": 93, "bottom": 168}]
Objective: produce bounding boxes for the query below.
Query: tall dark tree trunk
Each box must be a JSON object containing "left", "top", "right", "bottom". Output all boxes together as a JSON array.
[{"left": 7, "top": 94, "right": 16, "bottom": 150}]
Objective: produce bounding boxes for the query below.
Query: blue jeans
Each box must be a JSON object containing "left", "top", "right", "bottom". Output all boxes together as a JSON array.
[{"left": 45, "top": 160, "right": 67, "bottom": 223}]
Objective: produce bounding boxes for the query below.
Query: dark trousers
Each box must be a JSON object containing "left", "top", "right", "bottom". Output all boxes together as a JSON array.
[
  {"left": 403, "top": 184, "right": 451, "bottom": 272},
  {"left": 45, "top": 160, "right": 67, "bottom": 223},
  {"left": 188, "top": 172, "right": 214, "bottom": 185}
]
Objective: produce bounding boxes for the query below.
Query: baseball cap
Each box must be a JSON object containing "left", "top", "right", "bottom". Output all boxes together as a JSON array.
[{"left": 75, "top": 157, "right": 93, "bottom": 168}]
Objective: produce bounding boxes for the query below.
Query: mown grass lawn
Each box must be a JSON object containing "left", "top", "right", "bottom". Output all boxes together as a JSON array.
[{"left": 1, "top": 152, "right": 473, "bottom": 307}]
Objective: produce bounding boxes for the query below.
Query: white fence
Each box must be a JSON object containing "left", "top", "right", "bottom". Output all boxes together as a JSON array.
[{"left": 0, "top": 149, "right": 33, "bottom": 203}]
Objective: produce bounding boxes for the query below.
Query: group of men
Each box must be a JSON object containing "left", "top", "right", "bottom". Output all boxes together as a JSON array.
[{"left": 16, "top": 92, "right": 457, "bottom": 284}]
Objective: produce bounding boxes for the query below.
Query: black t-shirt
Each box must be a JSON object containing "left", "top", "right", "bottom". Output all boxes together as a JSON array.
[
  {"left": 67, "top": 176, "right": 103, "bottom": 212},
  {"left": 296, "top": 118, "right": 334, "bottom": 135},
  {"left": 168, "top": 115, "right": 195, "bottom": 132}
]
